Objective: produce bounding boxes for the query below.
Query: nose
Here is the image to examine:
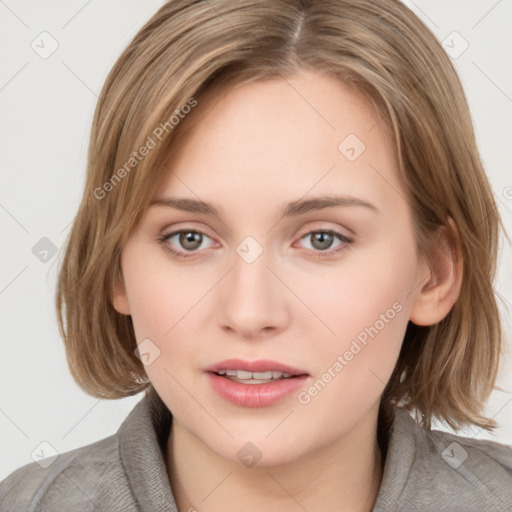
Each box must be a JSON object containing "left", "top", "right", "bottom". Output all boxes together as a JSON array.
[{"left": 216, "top": 244, "right": 291, "bottom": 339}]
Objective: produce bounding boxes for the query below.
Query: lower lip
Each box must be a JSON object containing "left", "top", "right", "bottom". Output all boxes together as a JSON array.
[{"left": 206, "top": 372, "right": 309, "bottom": 407}]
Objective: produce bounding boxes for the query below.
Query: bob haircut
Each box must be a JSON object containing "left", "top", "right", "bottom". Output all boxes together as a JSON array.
[{"left": 56, "top": 0, "right": 507, "bottom": 432}]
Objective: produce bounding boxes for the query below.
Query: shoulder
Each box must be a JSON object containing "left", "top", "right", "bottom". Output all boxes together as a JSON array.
[
  {"left": 416, "top": 416, "right": 512, "bottom": 479},
  {"left": 376, "top": 408, "right": 512, "bottom": 511},
  {"left": 421, "top": 427, "right": 512, "bottom": 509},
  {"left": 0, "top": 433, "right": 137, "bottom": 512},
  {"left": 425, "top": 421, "right": 512, "bottom": 472}
]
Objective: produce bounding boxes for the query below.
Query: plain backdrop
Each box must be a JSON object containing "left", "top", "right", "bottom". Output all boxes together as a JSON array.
[{"left": 1, "top": 0, "right": 511, "bottom": 481}]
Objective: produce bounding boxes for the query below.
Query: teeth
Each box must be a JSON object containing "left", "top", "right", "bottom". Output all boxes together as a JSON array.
[
  {"left": 216, "top": 369, "right": 295, "bottom": 380},
  {"left": 236, "top": 370, "right": 253, "bottom": 380},
  {"left": 253, "top": 371, "right": 273, "bottom": 379}
]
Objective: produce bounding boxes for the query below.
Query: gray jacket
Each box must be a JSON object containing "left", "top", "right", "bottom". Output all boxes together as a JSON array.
[{"left": 1, "top": 390, "right": 512, "bottom": 511}]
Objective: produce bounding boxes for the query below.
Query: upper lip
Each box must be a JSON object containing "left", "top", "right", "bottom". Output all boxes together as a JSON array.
[{"left": 204, "top": 359, "right": 309, "bottom": 375}]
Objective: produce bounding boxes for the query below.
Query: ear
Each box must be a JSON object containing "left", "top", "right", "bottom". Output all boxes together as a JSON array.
[
  {"left": 409, "top": 217, "right": 463, "bottom": 326},
  {"left": 111, "top": 273, "right": 131, "bottom": 316}
]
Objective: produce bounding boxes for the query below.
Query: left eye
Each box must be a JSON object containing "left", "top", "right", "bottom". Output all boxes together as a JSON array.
[{"left": 296, "top": 229, "right": 353, "bottom": 257}]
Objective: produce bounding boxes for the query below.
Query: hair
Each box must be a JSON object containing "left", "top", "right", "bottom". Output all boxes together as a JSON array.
[{"left": 55, "top": 0, "right": 507, "bottom": 432}]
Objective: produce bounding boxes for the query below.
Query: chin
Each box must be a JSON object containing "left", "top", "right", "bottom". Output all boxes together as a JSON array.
[{"left": 209, "top": 432, "right": 307, "bottom": 469}]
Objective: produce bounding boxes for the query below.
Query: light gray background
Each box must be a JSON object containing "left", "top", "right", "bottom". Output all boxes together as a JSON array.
[{"left": 1, "top": 0, "right": 511, "bottom": 480}]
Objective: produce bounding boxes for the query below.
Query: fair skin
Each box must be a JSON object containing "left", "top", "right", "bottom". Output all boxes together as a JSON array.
[{"left": 113, "top": 69, "right": 462, "bottom": 511}]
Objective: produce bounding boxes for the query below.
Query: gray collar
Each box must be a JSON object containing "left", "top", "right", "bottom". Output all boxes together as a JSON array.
[{"left": 117, "top": 390, "right": 178, "bottom": 511}]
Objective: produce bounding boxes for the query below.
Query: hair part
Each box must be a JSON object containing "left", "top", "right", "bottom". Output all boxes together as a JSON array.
[{"left": 56, "top": 0, "right": 507, "bottom": 431}]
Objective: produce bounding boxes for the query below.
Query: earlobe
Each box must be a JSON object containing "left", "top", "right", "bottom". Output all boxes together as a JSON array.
[
  {"left": 409, "top": 218, "right": 463, "bottom": 326},
  {"left": 112, "top": 276, "right": 131, "bottom": 316}
]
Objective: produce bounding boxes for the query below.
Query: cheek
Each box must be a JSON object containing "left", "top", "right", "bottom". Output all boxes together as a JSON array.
[
  {"left": 296, "top": 234, "right": 416, "bottom": 399},
  {"left": 121, "top": 245, "right": 218, "bottom": 389},
  {"left": 122, "top": 238, "right": 211, "bottom": 339},
  {"left": 298, "top": 234, "right": 415, "bottom": 337}
]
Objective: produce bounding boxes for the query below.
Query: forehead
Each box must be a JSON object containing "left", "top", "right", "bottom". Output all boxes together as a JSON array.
[{"left": 156, "top": 70, "right": 402, "bottom": 218}]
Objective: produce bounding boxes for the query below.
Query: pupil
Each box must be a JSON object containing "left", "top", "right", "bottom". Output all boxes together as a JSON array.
[
  {"left": 313, "top": 232, "right": 333, "bottom": 250},
  {"left": 181, "top": 231, "right": 201, "bottom": 250}
]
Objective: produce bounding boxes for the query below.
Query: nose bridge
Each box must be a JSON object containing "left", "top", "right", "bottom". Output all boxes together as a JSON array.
[{"left": 216, "top": 235, "right": 289, "bottom": 336}]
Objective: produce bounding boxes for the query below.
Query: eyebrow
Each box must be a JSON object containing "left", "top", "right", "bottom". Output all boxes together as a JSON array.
[{"left": 149, "top": 194, "right": 379, "bottom": 217}]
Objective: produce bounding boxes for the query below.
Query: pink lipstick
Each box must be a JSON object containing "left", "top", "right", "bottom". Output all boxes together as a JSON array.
[{"left": 204, "top": 359, "right": 310, "bottom": 408}]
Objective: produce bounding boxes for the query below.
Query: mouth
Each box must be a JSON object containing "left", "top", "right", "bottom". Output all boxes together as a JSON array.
[
  {"left": 212, "top": 369, "right": 302, "bottom": 384},
  {"left": 203, "top": 359, "right": 310, "bottom": 406},
  {"left": 204, "top": 358, "right": 309, "bottom": 382}
]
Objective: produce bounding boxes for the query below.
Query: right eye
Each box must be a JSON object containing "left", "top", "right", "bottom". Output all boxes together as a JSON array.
[{"left": 158, "top": 229, "right": 216, "bottom": 259}]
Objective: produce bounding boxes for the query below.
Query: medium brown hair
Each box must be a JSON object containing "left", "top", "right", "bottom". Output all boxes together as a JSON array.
[{"left": 56, "top": 0, "right": 507, "bottom": 431}]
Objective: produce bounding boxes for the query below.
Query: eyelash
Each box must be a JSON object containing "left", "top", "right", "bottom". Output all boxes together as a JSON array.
[{"left": 157, "top": 228, "right": 354, "bottom": 260}]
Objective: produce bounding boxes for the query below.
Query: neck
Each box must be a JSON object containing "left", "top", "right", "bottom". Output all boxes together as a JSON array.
[{"left": 166, "top": 405, "right": 385, "bottom": 512}]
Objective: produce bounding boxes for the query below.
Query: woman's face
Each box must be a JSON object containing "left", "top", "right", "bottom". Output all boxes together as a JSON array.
[{"left": 113, "top": 69, "right": 429, "bottom": 465}]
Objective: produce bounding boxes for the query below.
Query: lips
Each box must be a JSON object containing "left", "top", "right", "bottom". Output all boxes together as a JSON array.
[
  {"left": 203, "top": 358, "right": 309, "bottom": 376},
  {"left": 204, "top": 359, "right": 310, "bottom": 407}
]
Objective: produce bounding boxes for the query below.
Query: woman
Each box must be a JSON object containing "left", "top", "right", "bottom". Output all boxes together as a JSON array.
[{"left": 1, "top": 1, "right": 511, "bottom": 510}]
